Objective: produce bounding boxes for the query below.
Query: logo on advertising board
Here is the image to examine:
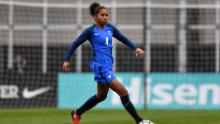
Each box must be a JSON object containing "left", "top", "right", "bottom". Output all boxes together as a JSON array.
[
  {"left": 0, "top": 85, "right": 50, "bottom": 99},
  {"left": 58, "top": 73, "right": 220, "bottom": 109},
  {"left": 147, "top": 73, "right": 220, "bottom": 109}
]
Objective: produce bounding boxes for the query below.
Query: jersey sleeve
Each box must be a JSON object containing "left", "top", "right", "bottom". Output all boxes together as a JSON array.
[
  {"left": 64, "top": 28, "right": 91, "bottom": 61},
  {"left": 111, "top": 24, "right": 138, "bottom": 50}
]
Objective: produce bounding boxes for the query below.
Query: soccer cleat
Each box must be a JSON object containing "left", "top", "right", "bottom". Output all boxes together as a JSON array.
[{"left": 71, "top": 111, "right": 81, "bottom": 124}]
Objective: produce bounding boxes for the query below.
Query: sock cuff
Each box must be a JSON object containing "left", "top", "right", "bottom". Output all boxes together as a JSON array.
[
  {"left": 91, "top": 95, "right": 98, "bottom": 100},
  {"left": 120, "top": 95, "right": 129, "bottom": 100},
  {"left": 92, "top": 95, "right": 104, "bottom": 102},
  {"left": 120, "top": 95, "right": 130, "bottom": 107}
]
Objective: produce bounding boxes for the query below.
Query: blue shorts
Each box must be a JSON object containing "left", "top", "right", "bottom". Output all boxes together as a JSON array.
[{"left": 90, "top": 62, "right": 116, "bottom": 84}]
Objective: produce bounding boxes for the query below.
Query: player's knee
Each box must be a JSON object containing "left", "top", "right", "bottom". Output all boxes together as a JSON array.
[
  {"left": 118, "top": 88, "right": 128, "bottom": 96},
  {"left": 122, "top": 89, "right": 129, "bottom": 96}
]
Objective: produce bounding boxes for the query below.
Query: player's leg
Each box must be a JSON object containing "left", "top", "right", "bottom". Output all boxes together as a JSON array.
[
  {"left": 72, "top": 82, "right": 109, "bottom": 117},
  {"left": 96, "top": 82, "right": 109, "bottom": 100},
  {"left": 71, "top": 83, "right": 109, "bottom": 124},
  {"left": 109, "top": 79, "right": 143, "bottom": 124}
]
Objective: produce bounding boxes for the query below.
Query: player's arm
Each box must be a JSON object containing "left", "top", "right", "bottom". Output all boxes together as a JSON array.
[
  {"left": 63, "top": 28, "right": 90, "bottom": 72},
  {"left": 111, "top": 24, "right": 144, "bottom": 58}
]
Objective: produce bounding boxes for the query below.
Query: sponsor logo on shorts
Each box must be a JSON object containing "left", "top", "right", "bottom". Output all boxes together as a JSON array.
[{"left": 108, "top": 75, "right": 111, "bottom": 79}]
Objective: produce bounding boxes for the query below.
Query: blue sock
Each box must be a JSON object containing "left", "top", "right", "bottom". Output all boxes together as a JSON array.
[
  {"left": 121, "top": 95, "right": 143, "bottom": 123},
  {"left": 76, "top": 95, "right": 102, "bottom": 116}
]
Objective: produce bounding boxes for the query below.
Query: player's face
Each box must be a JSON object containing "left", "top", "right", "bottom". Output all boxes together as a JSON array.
[{"left": 95, "top": 9, "right": 109, "bottom": 25}]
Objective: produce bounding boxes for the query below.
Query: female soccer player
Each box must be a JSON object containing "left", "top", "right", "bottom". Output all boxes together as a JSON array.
[{"left": 63, "top": 2, "right": 152, "bottom": 124}]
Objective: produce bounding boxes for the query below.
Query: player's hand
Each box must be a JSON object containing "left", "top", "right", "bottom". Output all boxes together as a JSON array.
[
  {"left": 63, "top": 61, "right": 70, "bottom": 72},
  {"left": 135, "top": 48, "right": 144, "bottom": 58}
]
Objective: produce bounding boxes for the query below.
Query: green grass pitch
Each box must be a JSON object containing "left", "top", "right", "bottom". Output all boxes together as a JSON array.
[{"left": 0, "top": 109, "right": 220, "bottom": 124}]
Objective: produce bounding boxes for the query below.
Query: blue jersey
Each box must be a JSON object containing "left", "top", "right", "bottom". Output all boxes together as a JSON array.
[
  {"left": 64, "top": 23, "right": 138, "bottom": 67},
  {"left": 64, "top": 23, "right": 138, "bottom": 83}
]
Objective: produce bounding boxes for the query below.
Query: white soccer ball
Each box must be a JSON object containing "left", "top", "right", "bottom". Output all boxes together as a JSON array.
[{"left": 139, "top": 120, "right": 154, "bottom": 124}]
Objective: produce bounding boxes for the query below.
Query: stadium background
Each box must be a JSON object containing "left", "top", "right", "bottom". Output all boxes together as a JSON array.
[{"left": 1, "top": 0, "right": 220, "bottom": 124}]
